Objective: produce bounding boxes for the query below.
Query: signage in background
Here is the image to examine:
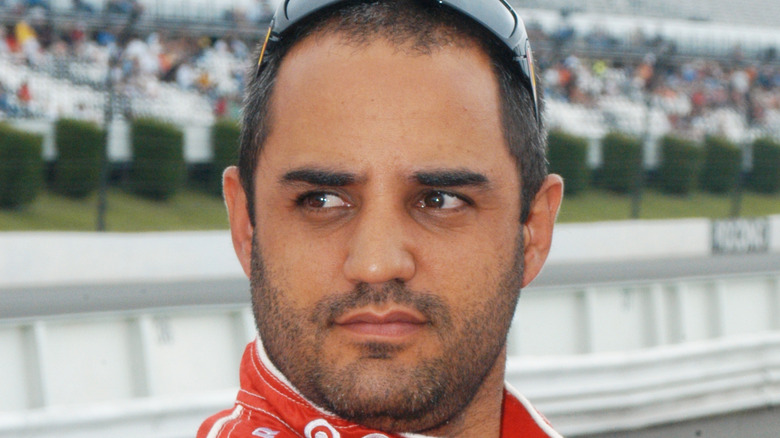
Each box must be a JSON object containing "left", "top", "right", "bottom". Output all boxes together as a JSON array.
[{"left": 712, "top": 217, "right": 770, "bottom": 254}]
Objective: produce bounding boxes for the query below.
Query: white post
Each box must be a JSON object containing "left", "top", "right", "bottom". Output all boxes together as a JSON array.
[
  {"left": 127, "top": 315, "right": 156, "bottom": 397},
  {"left": 647, "top": 283, "right": 668, "bottom": 347},
  {"left": 711, "top": 280, "right": 728, "bottom": 338},
  {"left": 582, "top": 287, "right": 598, "bottom": 354},
  {"left": 23, "top": 321, "right": 50, "bottom": 409}
]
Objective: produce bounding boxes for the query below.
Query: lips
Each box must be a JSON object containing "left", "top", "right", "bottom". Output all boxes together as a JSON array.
[{"left": 334, "top": 309, "right": 428, "bottom": 338}]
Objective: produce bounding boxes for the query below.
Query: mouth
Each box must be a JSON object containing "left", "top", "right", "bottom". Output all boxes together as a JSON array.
[{"left": 333, "top": 309, "right": 428, "bottom": 338}]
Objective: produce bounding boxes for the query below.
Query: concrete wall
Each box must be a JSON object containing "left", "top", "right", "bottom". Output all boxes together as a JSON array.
[
  {"left": 3, "top": 216, "right": 777, "bottom": 289},
  {"left": 0, "top": 231, "right": 241, "bottom": 289},
  {"left": 548, "top": 218, "right": 712, "bottom": 264},
  {"left": 509, "top": 331, "right": 780, "bottom": 436}
]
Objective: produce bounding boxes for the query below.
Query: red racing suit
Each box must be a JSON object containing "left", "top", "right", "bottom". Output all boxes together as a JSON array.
[{"left": 198, "top": 339, "right": 562, "bottom": 438}]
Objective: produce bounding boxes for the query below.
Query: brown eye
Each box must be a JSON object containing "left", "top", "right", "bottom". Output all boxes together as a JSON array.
[
  {"left": 296, "top": 192, "right": 350, "bottom": 209},
  {"left": 417, "top": 191, "right": 467, "bottom": 210}
]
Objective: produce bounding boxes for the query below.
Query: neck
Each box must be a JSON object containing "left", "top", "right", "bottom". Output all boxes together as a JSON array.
[{"left": 417, "top": 347, "right": 508, "bottom": 437}]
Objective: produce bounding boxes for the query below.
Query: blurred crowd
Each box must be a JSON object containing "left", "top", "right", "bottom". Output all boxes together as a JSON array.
[
  {"left": 542, "top": 49, "right": 780, "bottom": 137},
  {"left": 1, "top": 0, "right": 251, "bottom": 121},
  {"left": 1, "top": 0, "right": 779, "bottom": 140}
]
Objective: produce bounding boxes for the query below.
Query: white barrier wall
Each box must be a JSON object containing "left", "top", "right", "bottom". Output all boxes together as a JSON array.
[
  {"left": 3, "top": 216, "right": 777, "bottom": 288},
  {"left": 508, "top": 331, "right": 780, "bottom": 436},
  {"left": 772, "top": 214, "right": 780, "bottom": 250},
  {"left": 0, "top": 231, "right": 242, "bottom": 289},
  {"left": 548, "top": 218, "right": 712, "bottom": 264}
]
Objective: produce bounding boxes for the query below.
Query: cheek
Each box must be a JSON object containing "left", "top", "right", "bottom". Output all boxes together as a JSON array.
[
  {"left": 255, "top": 219, "right": 348, "bottom": 305},
  {"left": 416, "top": 224, "right": 520, "bottom": 301}
]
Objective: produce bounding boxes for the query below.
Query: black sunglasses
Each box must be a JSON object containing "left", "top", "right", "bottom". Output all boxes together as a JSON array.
[{"left": 256, "top": 0, "right": 540, "bottom": 125}]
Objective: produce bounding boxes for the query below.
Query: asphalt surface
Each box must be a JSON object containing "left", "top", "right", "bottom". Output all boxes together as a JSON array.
[
  {"left": 3, "top": 252, "right": 779, "bottom": 320},
  {"left": 0, "top": 278, "right": 249, "bottom": 320},
  {"left": 573, "top": 406, "right": 780, "bottom": 438}
]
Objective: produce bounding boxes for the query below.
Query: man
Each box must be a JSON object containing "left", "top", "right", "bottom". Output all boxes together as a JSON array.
[{"left": 200, "top": 0, "right": 563, "bottom": 437}]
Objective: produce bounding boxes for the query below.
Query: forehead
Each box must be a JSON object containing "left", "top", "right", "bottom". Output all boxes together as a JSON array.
[{"left": 260, "top": 32, "right": 516, "bottom": 184}]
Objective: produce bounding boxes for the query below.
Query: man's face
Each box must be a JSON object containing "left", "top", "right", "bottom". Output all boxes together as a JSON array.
[{"left": 248, "top": 34, "right": 525, "bottom": 432}]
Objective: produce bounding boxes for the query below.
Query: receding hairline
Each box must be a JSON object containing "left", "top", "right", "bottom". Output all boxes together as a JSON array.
[
  {"left": 258, "top": 21, "right": 502, "bottom": 157},
  {"left": 250, "top": 0, "right": 517, "bottom": 159},
  {"left": 318, "top": 11, "right": 489, "bottom": 53}
]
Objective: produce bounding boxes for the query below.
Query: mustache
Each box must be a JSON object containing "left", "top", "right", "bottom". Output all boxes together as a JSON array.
[{"left": 312, "top": 281, "right": 453, "bottom": 329}]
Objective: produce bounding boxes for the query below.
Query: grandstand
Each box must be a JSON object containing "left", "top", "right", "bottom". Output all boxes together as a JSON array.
[
  {"left": 2, "top": 1, "right": 779, "bottom": 148},
  {"left": 9, "top": 0, "right": 780, "bottom": 27},
  {"left": 2, "top": 0, "right": 778, "bottom": 153},
  {"left": 515, "top": 0, "right": 780, "bottom": 28}
]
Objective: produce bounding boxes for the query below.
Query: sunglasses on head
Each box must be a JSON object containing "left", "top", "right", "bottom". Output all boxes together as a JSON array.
[{"left": 256, "top": 0, "right": 540, "bottom": 126}]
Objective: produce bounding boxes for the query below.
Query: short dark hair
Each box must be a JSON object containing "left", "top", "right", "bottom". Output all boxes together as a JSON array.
[{"left": 238, "top": 0, "right": 547, "bottom": 224}]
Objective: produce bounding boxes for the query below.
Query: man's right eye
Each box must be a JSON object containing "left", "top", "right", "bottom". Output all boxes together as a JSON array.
[{"left": 295, "top": 192, "right": 351, "bottom": 209}]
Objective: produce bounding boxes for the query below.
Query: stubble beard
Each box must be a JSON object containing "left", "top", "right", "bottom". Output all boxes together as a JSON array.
[{"left": 249, "top": 233, "right": 524, "bottom": 433}]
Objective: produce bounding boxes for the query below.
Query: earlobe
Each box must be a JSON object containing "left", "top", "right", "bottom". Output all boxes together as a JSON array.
[
  {"left": 521, "top": 174, "right": 564, "bottom": 287},
  {"left": 223, "top": 166, "right": 254, "bottom": 278}
]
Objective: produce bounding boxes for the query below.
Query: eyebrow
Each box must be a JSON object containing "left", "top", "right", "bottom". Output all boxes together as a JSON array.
[
  {"left": 280, "top": 167, "right": 489, "bottom": 188},
  {"left": 413, "top": 169, "right": 489, "bottom": 188},
  {"left": 281, "top": 168, "right": 358, "bottom": 186}
]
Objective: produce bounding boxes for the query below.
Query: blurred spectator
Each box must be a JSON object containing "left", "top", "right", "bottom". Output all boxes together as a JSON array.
[
  {"left": 14, "top": 20, "right": 36, "bottom": 47},
  {"left": 176, "top": 62, "right": 196, "bottom": 89},
  {"left": 0, "top": 26, "right": 10, "bottom": 54},
  {"left": 95, "top": 29, "right": 116, "bottom": 47},
  {"left": 214, "top": 95, "right": 227, "bottom": 118},
  {"left": 25, "top": 0, "right": 49, "bottom": 10},
  {"left": 0, "top": 81, "right": 20, "bottom": 116},
  {"left": 16, "top": 80, "right": 32, "bottom": 116},
  {"left": 14, "top": 19, "right": 43, "bottom": 65},
  {"left": 17, "top": 80, "right": 31, "bottom": 102},
  {"left": 71, "top": 0, "right": 93, "bottom": 14},
  {"left": 107, "top": 0, "right": 143, "bottom": 18}
]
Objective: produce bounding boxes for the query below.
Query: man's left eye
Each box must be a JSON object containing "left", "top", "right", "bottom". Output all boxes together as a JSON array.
[
  {"left": 296, "top": 192, "right": 350, "bottom": 209},
  {"left": 416, "top": 191, "right": 468, "bottom": 210}
]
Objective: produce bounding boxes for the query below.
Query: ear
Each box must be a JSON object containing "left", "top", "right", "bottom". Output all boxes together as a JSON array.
[
  {"left": 521, "top": 174, "right": 564, "bottom": 287},
  {"left": 223, "top": 166, "right": 254, "bottom": 278}
]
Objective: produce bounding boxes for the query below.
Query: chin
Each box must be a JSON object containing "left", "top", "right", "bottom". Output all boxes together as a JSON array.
[{"left": 311, "top": 355, "right": 471, "bottom": 433}]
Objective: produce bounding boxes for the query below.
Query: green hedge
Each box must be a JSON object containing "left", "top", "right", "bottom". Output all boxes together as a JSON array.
[
  {"left": 547, "top": 129, "right": 589, "bottom": 195},
  {"left": 0, "top": 123, "right": 44, "bottom": 208},
  {"left": 210, "top": 119, "right": 240, "bottom": 195},
  {"left": 130, "top": 118, "right": 185, "bottom": 200},
  {"left": 600, "top": 132, "right": 642, "bottom": 193},
  {"left": 658, "top": 135, "right": 701, "bottom": 195},
  {"left": 749, "top": 137, "right": 780, "bottom": 193},
  {"left": 700, "top": 136, "right": 741, "bottom": 194},
  {"left": 52, "top": 118, "right": 106, "bottom": 198}
]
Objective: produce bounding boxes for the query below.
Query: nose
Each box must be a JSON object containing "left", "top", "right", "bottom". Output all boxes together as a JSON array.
[{"left": 342, "top": 203, "right": 416, "bottom": 285}]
